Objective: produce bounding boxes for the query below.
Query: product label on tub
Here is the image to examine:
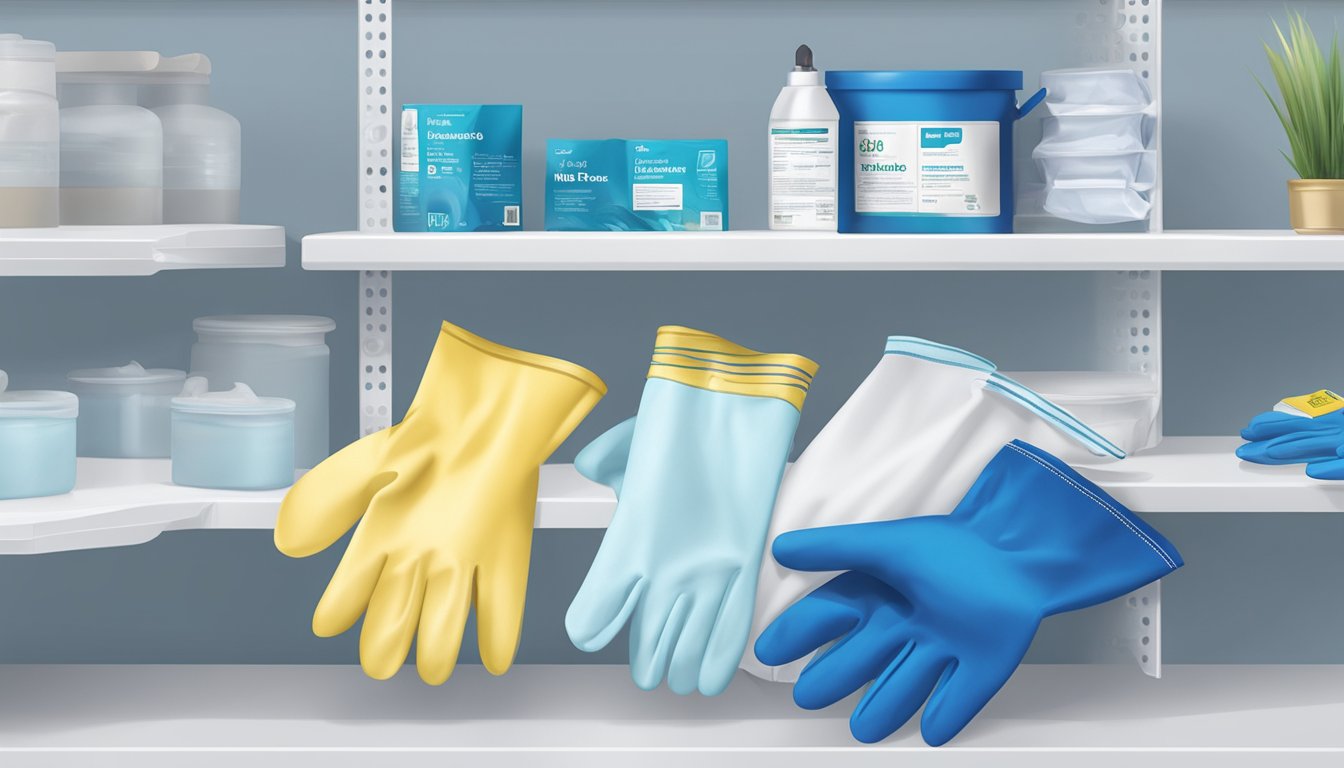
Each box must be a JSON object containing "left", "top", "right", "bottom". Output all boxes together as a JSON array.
[{"left": 853, "top": 121, "right": 999, "bottom": 216}]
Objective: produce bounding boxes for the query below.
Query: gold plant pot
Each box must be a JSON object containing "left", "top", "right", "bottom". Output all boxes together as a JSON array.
[{"left": 1288, "top": 179, "right": 1344, "bottom": 234}]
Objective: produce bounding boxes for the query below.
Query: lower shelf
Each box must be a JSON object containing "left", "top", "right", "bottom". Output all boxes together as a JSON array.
[{"left": 0, "top": 664, "right": 1337, "bottom": 762}]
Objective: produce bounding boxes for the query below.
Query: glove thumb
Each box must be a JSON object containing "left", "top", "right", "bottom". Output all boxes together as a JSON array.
[{"left": 574, "top": 416, "right": 636, "bottom": 496}]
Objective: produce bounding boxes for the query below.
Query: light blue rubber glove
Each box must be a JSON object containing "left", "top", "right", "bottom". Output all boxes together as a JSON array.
[
  {"left": 754, "top": 440, "right": 1183, "bottom": 746},
  {"left": 1237, "top": 409, "right": 1344, "bottom": 465},
  {"left": 566, "top": 326, "right": 817, "bottom": 695}
]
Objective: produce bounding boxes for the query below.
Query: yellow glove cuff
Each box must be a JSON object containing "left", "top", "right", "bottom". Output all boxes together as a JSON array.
[
  {"left": 438, "top": 321, "right": 608, "bottom": 397},
  {"left": 647, "top": 326, "right": 818, "bottom": 411}
]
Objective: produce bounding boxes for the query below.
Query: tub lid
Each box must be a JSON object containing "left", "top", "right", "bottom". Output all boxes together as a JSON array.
[
  {"left": 1006, "top": 370, "right": 1158, "bottom": 402},
  {"left": 67, "top": 361, "right": 188, "bottom": 386},
  {"left": 0, "top": 33, "right": 56, "bottom": 62},
  {"left": 826, "top": 69, "right": 1023, "bottom": 91},
  {"left": 193, "top": 315, "right": 336, "bottom": 345},
  {"left": 171, "top": 377, "right": 295, "bottom": 416},
  {"left": 0, "top": 372, "right": 79, "bottom": 419}
]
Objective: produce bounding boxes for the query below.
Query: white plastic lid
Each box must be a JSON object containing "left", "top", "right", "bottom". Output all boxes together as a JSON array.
[
  {"left": 55, "top": 50, "right": 160, "bottom": 82},
  {"left": 0, "top": 34, "right": 57, "bottom": 97},
  {"left": 143, "top": 52, "right": 211, "bottom": 85},
  {"left": 171, "top": 377, "right": 295, "bottom": 416},
  {"left": 0, "top": 370, "right": 79, "bottom": 419},
  {"left": 1006, "top": 371, "right": 1158, "bottom": 403},
  {"left": 66, "top": 361, "right": 187, "bottom": 386},
  {"left": 193, "top": 315, "right": 336, "bottom": 347}
]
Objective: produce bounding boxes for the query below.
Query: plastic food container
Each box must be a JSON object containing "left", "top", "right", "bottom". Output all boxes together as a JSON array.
[
  {"left": 1040, "top": 68, "right": 1151, "bottom": 113},
  {"left": 189, "top": 315, "right": 333, "bottom": 470},
  {"left": 66, "top": 362, "right": 186, "bottom": 458},
  {"left": 170, "top": 377, "right": 294, "bottom": 491},
  {"left": 0, "top": 34, "right": 59, "bottom": 227},
  {"left": 825, "top": 69, "right": 1045, "bottom": 233},
  {"left": 0, "top": 370, "right": 78, "bottom": 500},
  {"left": 1004, "top": 371, "right": 1160, "bottom": 454}
]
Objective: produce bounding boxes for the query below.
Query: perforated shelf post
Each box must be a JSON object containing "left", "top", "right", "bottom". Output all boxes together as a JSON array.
[{"left": 358, "top": 0, "right": 393, "bottom": 436}]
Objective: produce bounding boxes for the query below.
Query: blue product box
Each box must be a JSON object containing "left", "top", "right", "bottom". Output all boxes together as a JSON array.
[
  {"left": 396, "top": 104, "right": 522, "bottom": 232},
  {"left": 545, "top": 139, "right": 728, "bottom": 231}
]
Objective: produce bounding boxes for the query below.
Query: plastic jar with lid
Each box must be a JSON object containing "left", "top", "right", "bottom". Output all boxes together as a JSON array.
[
  {"left": 55, "top": 51, "right": 163, "bottom": 225},
  {"left": 66, "top": 361, "right": 186, "bottom": 458},
  {"left": 0, "top": 370, "right": 78, "bottom": 500},
  {"left": 171, "top": 377, "right": 294, "bottom": 491},
  {"left": 0, "top": 34, "right": 59, "bottom": 227},
  {"left": 139, "top": 53, "right": 240, "bottom": 224},
  {"left": 188, "top": 315, "right": 334, "bottom": 470}
]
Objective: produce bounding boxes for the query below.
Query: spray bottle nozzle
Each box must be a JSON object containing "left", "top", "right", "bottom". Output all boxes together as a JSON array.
[{"left": 794, "top": 44, "right": 815, "bottom": 72}]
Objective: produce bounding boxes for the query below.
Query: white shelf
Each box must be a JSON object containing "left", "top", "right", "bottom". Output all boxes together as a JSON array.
[
  {"left": 1, "top": 438, "right": 1334, "bottom": 554},
  {"left": 0, "top": 664, "right": 1338, "bottom": 762},
  {"left": 302, "top": 229, "right": 1344, "bottom": 272},
  {"left": 0, "top": 224, "right": 286, "bottom": 276},
  {"left": 0, "top": 459, "right": 286, "bottom": 554}
]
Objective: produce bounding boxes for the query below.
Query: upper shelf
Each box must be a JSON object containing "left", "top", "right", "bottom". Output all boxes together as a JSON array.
[
  {"left": 0, "top": 224, "right": 286, "bottom": 276},
  {"left": 301, "top": 229, "right": 1344, "bottom": 271}
]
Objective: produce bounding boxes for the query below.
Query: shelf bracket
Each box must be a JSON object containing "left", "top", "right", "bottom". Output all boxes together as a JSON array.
[{"left": 358, "top": 0, "right": 394, "bottom": 436}]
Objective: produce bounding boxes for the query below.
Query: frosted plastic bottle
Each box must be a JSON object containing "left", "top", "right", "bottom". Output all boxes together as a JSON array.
[
  {"left": 140, "top": 54, "right": 240, "bottom": 224},
  {"left": 768, "top": 44, "right": 839, "bottom": 231},
  {"left": 56, "top": 51, "right": 163, "bottom": 225},
  {"left": 0, "top": 34, "right": 59, "bottom": 227}
]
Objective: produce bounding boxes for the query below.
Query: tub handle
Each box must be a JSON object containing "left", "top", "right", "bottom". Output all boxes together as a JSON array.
[{"left": 1017, "top": 87, "right": 1047, "bottom": 120}]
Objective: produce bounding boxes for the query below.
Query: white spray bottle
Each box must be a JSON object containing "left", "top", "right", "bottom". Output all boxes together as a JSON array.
[{"left": 768, "top": 44, "right": 839, "bottom": 231}]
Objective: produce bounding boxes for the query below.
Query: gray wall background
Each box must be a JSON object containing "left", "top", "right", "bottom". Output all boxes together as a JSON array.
[{"left": 1, "top": 0, "right": 1342, "bottom": 667}]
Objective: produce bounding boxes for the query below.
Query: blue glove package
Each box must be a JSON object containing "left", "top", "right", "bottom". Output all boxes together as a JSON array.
[
  {"left": 754, "top": 440, "right": 1183, "bottom": 746},
  {"left": 546, "top": 139, "right": 729, "bottom": 231},
  {"left": 566, "top": 326, "right": 816, "bottom": 696}
]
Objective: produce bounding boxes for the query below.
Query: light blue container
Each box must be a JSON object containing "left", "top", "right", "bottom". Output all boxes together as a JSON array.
[
  {"left": 67, "top": 362, "right": 186, "bottom": 458},
  {"left": 170, "top": 378, "right": 295, "bottom": 491},
  {"left": 0, "top": 370, "right": 78, "bottom": 500},
  {"left": 825, "top": 70, "right": 1046, "bottom": 233}
]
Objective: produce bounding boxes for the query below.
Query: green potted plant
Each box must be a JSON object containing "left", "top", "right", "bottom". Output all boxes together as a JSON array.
[{"left": 1260, "top": 12, "right": 1344, "bottom": 233}]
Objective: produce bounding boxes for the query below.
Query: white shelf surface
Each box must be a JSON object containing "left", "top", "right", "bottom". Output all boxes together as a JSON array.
[
  {"left": 0, "top": 664, "right": 1338, "bottom": 763},
  {"left": 0, "top": 459, "right": 287, "bottom": 554},
  {"left": 302, "top": 229, "right": 1344, "bottom": 271},
  {"left": 0, "top": 438, "right": 1338, "bottom": 554},
  {"left": 0, "top": 224, "right": 286, "bottom": 276}
]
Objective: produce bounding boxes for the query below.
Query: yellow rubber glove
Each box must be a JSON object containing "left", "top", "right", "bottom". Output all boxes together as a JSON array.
[{"left": 275, "top": 321, "right": 605, "bottom": 684}]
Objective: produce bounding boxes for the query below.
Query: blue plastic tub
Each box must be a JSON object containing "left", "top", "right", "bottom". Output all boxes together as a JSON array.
[{"left": 826, "top": 70, "right": 1046, "bottom": 233}]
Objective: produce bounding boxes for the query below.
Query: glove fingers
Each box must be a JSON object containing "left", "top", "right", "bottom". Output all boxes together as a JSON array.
[
  {"left": 794, "top": 620, "right": 909, "bottom": 711},
  {"left": 415, "top": 571, "right": 473, "bottom": 685},
  {"left": 754, "top": 572, "right": 882, "bottom": 668},
  {"left": 630, "top": 591, "right": 692, "bottom": 691},
  {"left": 698, "top": 570, "right": 758, "bottom": 696},
  {"left": 1306, "top": 456, "right": 1344, "bottom": 480},
  {"left": 474, "top": 562, "right": 529, "bottom": 676},
  {"left": 1241, "top": 412, "right": 1314, "bottom": 440},
  {"left": 849, "top": 644, "right": 948, "bottom": 744},
  {"left": 312, "top": 547, "right": 387, "bottom": 638},
  {"left": 566, "top": 569, "right": 646, "bottom": 653},
  {"left": 919, "top": 658, "right": 1018, "bottom": 747},
  {"left": 772, "top": 524, "right": 891, "bottom": 576},
  {"left": 358, "top": 559, "right": 428, "bottom": 680},
  {"left": 1264, "top": 432, "right": 1344, "bottom": 463},
  {"left": 666, "top": 594, "right": 721, "bottom": 696},
  {"left": 275, "top": 432, "right": 388, "bottom": 557},
  {"left": 574, "top": 417, "right": 637, "bottom": 495}
]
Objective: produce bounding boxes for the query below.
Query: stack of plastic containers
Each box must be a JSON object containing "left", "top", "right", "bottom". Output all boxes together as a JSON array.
[
  {"left": 1032, "top": 69, "right": 1155, "bottom": 225},
  {"left": 0, "top": 34, "right": 59, "bottom": 227},
  {"left": 140, "top": 54, "right": 240, "bottom": 224},
  {"left": 55, "top": 51, "right": 164, "bottom": 224}
]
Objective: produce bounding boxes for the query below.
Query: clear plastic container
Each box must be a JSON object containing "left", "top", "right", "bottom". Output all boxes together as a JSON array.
[
  {"left": 139, "top": 54, "right": 240, "bottom": 224},
  {"left": 66, "top": 361, "right": 186, "bottom": 458},
  {"left": 188, "top": 315, "right": 334, "bottom": 470},
  {"left": 0, "top": 370, "right": 78, "bottom": 500},
  {"left": 56, "top": 51, "right": 163, "bottom": 225},
  {"left": 1003, "top": 371, "right": 1160, "bottom": 454},
  {"left": 170, "top": 377, "right": 294, "bottom": 491},
  {"left": 0, "top": 34, "right": 59, "bottom": 227}
]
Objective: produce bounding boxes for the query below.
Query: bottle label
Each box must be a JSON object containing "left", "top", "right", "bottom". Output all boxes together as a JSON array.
[
  {"left": 853, "top": 121, "right": 999, "bottom": 216},
  {"left": 769, "top": 123, "right": 838, "bottom": 229}
]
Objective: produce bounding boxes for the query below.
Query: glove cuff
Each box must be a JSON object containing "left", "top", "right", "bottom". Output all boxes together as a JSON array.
[
  {"left": 647, "top": 326, "right": 818, "bottom": 412},
  {"left": 437, "top": 321, "right": 608, "bottom": 396}
]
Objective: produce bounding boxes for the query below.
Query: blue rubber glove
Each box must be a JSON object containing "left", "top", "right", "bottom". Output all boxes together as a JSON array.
[
  {"left": 1304, "top": 442, "right": 1344, "bottom": 480},
  {"left": 754, "top": 440, "right": 1183, "bottom": 746},
  {"left": 566, "top": 326, "right": 817, "bottom": 695},
  {"left": 1237, "top": 410, "right": 1344, "bottom": 465}
]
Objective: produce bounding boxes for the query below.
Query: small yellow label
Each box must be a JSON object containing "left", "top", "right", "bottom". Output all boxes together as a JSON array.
[{"left": 1280, "top": 390, "right": 1344, "bottom": 418}]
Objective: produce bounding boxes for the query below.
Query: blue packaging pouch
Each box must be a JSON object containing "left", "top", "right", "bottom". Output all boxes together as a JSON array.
[
  {"left": 546, "top": 139, "right": 728, "bottom": 231},
  {"left": 396, "top": 105, "right": 522, "bottom": 232}
]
